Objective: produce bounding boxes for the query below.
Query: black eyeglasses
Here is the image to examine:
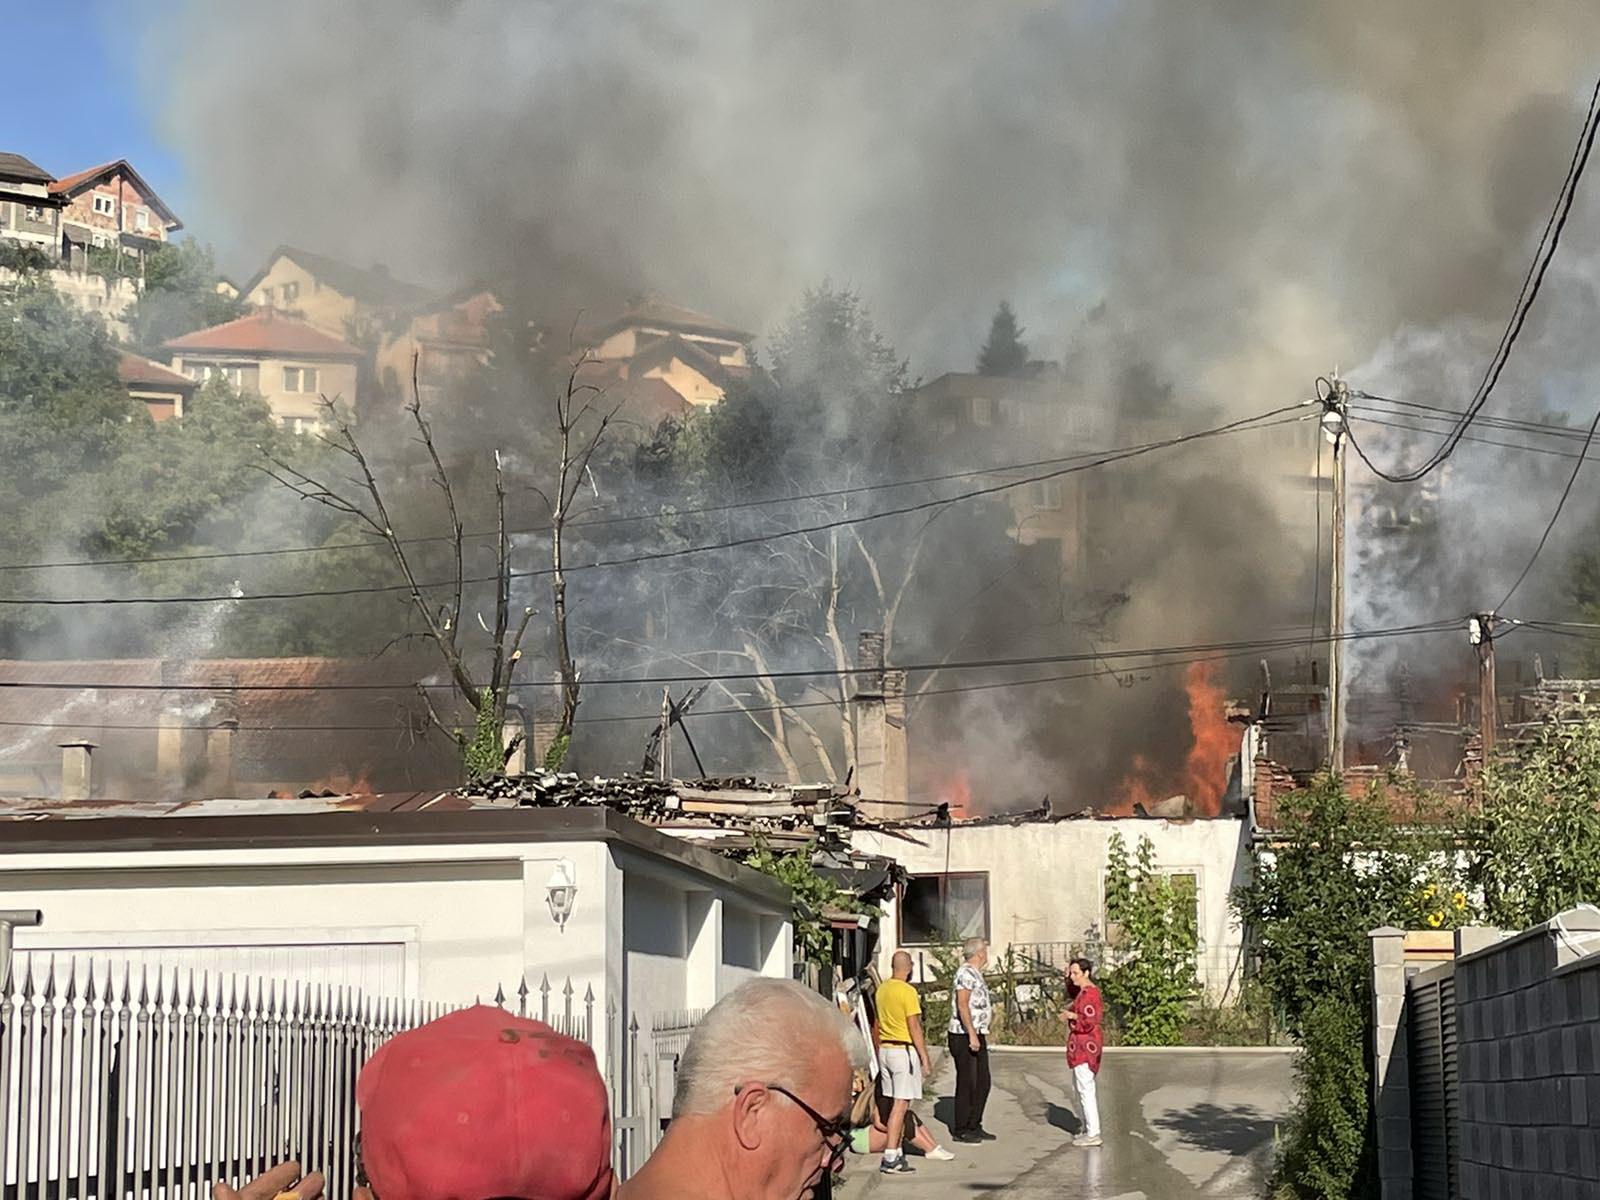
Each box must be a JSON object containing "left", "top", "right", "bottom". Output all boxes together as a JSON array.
[{"left": 735, "top": 1082, "right": 854, "bottom": 1167}]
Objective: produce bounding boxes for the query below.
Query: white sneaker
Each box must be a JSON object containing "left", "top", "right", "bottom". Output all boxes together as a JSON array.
[
  {"left": 1073, "top": 1134, "right": 1103, "bottom": 1148},
  {"left": 924, "top": 1145, "right": 956, "bottom": 1161}
]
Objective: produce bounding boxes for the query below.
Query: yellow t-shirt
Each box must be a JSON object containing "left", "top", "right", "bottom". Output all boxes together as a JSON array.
[{"left": 876, "top": 978, "right": 921, "bottom": 1045}]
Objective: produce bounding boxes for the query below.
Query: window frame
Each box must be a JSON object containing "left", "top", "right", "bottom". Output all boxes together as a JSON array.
[
  {"left": 92, "top": 193, "right": 115, "bottom": 217},
  {"left": 280, "top": 281, "right": 301, "bottom": 303},
  {"left": 282, "top": 365, "right": 319, "bottom": 394},
  {"left": 897, "top": 871, "right": 991, "bottom": 947},
  {"left": 1101, "top": 866, "right": 1203, "bottom": 950}
]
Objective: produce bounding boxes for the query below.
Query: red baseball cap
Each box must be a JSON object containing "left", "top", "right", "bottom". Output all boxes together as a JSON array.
[{"left": 357, "top": 1005, "right": 613, "bottom": 1200}]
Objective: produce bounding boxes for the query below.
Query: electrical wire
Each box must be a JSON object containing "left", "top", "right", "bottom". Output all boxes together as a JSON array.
[
  {"left": 0, "top": 426, "right": 1281, "bottom": 574},
  {"left": 0, "top": 617, "right": 1463, "bottom": 695},
  {"left": 1497, "top": 406, "right": 1600, "bottom": 611},
  {"left": 0, "top": 623, "right": 1464, "bottom": 732},
  {"left": 1352, "top": 394, "right": 1597, "bottom": 443},
  {"left": 1347, "top": 413, "right": 1600, "bottom": 465},
  {"left": 0, "top": 406, "right": 1304, "bottom": 607},
  {"left": 1342, "top": 69, "right": 1600, "bottom": 483}
]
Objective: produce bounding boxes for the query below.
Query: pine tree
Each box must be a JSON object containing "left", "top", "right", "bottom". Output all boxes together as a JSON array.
[{"left": 977, "top": 301, "right": 1028, "bottom": 376}]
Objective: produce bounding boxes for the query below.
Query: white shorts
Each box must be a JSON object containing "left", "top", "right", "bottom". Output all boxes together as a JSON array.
[{"left": 877, "top": 1044, "right": 923, "bottom": 1100}]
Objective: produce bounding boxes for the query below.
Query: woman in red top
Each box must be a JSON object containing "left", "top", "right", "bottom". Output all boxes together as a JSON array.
[{"left": 1062, "top": 958, "right": 1103, "bottom": 1147}]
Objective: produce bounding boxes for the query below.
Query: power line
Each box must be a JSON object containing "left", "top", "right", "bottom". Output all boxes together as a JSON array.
[
  {"left": 0, "top": 428, "right": 1269, "bottom": 574},
  {"left": 1498, "top": 405, "right": 1600, "bottom": 610},
  {"left": 1343, "top": 68, "right": 1600, "bottom": 483},
  {"left": 0, "top": 406, "right": 1304, "bottom": 607},
  {"left": 0, "top": 618, "right": 1462, "bottom": 695},
  {"left": 0, "top": 624, "right": 1463, "bottom": 733},
  {"left": 1347, "top": 413, "right": 1600, "bottom": 465},
  {"left": 1352, "top": 395, "right": 1595, "bottom": 443}
]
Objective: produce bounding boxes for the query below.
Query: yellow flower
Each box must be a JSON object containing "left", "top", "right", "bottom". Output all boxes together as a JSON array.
[
  {"left": 1453, "top": 892, "right": 1467, "bottom": 910},
  {"left": 1421, "top": 884, "right": 1437, "bottom": 900},
  {"left": 1427, "top": 911, "right": 1443, "bottom": 928}
]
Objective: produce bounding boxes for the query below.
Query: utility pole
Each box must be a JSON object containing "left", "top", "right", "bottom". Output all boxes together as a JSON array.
[
  {"left": 1321, "top": 373, "right": 1350, "bottom": 773},
  {"left": 1470, "top": 615, "right": 1497, "bottom": 758}
]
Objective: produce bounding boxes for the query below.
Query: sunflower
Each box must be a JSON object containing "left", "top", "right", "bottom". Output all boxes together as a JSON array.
[
  {"left": 1427, "top": 911, "right": 1443, "bottom": 928},
  {"left": 1453, "top": 892, "right": 1467, "bottom": 910}
]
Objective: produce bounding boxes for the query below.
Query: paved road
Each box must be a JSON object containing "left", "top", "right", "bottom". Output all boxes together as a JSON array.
[{"left": 836, "top": 1046, "right": 1295, "bottom": 1199}]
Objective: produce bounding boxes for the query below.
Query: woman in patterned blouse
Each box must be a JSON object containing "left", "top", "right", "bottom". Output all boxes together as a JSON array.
[{"left": 1062, "top": 958, "right": 1103, "bottom": 1147}]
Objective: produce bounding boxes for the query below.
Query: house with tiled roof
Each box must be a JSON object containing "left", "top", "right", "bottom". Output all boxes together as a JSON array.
[
  {"left": 164, "top": 310, "right": 364, "bottom": 433},
  {"left": 242, "top": 245, "right": 431, "bottom": 343},
  {"left": 49, "top": 159, "right": 181, "bottom": 271},
  {"left": 117, "top": 351, "right": 197, "bottom": 421},
  {"left": 0, "top": 152, "right": 63, "bottom": 257},
  {"left": 576, "top": 292, "right": 754, "bottom": 411}
]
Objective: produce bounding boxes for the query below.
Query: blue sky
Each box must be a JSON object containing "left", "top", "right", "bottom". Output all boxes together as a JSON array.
[{"left": 7, "top": 2, "right": 187, "bottom": 219}]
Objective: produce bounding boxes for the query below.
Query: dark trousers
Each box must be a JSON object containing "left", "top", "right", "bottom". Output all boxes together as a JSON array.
[{"left": 948, "top": 1031, "right": 992, "bottom": 1135}]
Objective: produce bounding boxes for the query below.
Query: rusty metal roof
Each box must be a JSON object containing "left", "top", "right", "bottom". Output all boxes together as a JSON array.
[{"left": 0, "top": 790, "right": 467, "bottom": 822}]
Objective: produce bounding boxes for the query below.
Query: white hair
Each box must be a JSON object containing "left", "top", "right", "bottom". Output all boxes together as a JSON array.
[
  {"left": 962, "top": 937, "right": 988, "bottom": 961},
  {"left": 673, "top": 978, "right": 868, "bottom": 1118}
]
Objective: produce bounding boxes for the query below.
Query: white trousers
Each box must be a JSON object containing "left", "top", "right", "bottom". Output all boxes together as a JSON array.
[{"left": 1072, "top": 1062, "right": 1101, "bottom": 1138}]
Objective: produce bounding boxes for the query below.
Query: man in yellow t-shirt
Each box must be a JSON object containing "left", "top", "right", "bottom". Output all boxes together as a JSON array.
[{"left": 874, "top": 951, "right": 933, "bottom": 1175}]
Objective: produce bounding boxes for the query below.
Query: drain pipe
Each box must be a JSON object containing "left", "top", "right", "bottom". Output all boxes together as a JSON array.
[{"left": 0, "top": 909, "right": 42, "bottom": 984}]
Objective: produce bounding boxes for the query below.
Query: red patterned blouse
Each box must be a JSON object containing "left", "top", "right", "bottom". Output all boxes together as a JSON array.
[{"left": 1065, "top": 983, "right": 1103, "bottom": 1074}]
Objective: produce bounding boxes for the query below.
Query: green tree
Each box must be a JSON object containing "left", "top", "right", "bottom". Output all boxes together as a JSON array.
[
  {"left": 1233, "top": 774, "right": 1469, "bottom": 1200},
  {"left": 977, "top": 301, "right": 1028, "bottom": 376},
  {"left": 1100, "top": 832, "right": 1199, "bottom": 1045},
  {"left": 127, "top": 240, "right": 245, "bottom": 355},
  {"left": 1473, "top": 709, "right": 1600, "bottom": 929},
  {"left": 744, "top": 837, "right": 874, "bottom": 972}
]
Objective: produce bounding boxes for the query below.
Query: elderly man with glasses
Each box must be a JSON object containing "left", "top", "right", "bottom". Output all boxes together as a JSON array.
[{"left": 621, "top": 977, "right": 869, "bottom": 1200}]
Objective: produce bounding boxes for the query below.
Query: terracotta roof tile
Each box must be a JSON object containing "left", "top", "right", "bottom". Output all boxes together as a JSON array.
[
  {"left": 164, "top": 311, "right": 363, "bottom": 359},
  {"left": 118, "top": 351, "right": 196, "bottom": 391}
]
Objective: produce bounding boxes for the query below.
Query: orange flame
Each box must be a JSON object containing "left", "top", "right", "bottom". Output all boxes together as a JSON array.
[
  {"left": 310, "top": 770, "right": 375, "bottom": 796},
  {"left": 1181, "top": 661, "right": 1232, "bottom": 818},
  {"left": 943, "top": 771, "right": 972, "bottom": 820},
  {"left": 1112, "top": 662, "right": 1234, "bottom": 817}
]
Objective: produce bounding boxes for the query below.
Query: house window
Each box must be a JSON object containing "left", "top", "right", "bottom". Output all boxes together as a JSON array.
[
  {"left": 899, "top": 872, "right": 990, "bottom": 945},
  {"left": 282, "top": 415, "right": 318, "bottom": 436},
  {"left": 969, "top": 396, "right": 994, "bottom": 426},
  {"left": 23, "top": 205, "right": 45, "bottom": 221},
  {"left": 1030, "top": 480, "right": 1064, "bottom": 510},
  {"left": 134, "top": 208, "right": 149, "bottom": 232},
  {"left": 282, "top": 366, "right": 319, "bottom": 394},
  {"left": 193, "top": 364, "right": 245, "bottom": 389},
  {"left": 92, "top": 194, "right": 115, "bottom": 217},
  {"left": 1105, "top": 870, "right": 1200, "bottom": 948},
  {"left": 280, "top": 281, "right": 300, "bottom": 303},
  {"left": 260, "top": 286, "right": 275, "bottom": 305}
]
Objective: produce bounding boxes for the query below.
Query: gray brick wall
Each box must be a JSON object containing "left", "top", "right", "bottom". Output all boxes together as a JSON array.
[{"left": 1453, "top": 911, "right": 1600, "bottom": 1199}]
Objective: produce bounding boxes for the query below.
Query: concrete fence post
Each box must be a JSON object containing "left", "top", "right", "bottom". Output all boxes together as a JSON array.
[{"left": 1370, "top": 925, "right": 1412, "bottom": 1200}]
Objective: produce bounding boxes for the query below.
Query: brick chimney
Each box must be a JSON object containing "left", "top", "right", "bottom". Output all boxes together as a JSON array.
[
  {"left": 852, "top": 632, "right": 908, "bottom": 822},
  {"left": 204, "top": 718, "right": 239, "bottom": 798},
  {"left": 59, "top": 740, "right": 96, "bottom": 801}
]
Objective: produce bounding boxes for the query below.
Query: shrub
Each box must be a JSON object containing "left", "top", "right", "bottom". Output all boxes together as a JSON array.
[
  {"left": 1100, "top": 832, "right": 1199, "bottom": 1045},
  {"left": 1272, "top": 995, "right": 1374, "bottom": 1200}
]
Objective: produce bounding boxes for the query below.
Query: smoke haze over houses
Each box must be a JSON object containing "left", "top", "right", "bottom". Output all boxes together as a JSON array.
[{"left": 87, "top": 1, "right": 1600, "bottom": 807}]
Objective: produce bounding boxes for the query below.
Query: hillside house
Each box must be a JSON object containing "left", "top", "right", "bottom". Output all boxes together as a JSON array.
[
  {"left": 0, "top": 152, "right": 62, "bottom": 255},
  {"left": 904, "top": 368, "right": 1110, "bottom": 574},
  {"left": 576, "top": 294, "right": 754, "bottom": 412},
  {"left": 50, "top": 159, "right": 181, "bottom": 271},
  {"left": 374, "top": 284, "right": 502, "bottom": 409},
  {"left": 117, "top": 351, "right": 197, "bottom": 421},
  {"left": 164, "top": 310, "right": 363, "bottom": 432},
  {"left": 242, "top": 245, "right": 430, "bottom": 343}
]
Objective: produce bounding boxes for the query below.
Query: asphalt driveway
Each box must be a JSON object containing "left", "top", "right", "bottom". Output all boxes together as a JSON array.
[{"left": 836, "top": 1045, "right": 1295, "bottom": 1199}]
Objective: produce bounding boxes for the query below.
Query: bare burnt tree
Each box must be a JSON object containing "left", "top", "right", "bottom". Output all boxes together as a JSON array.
[
  {"left": 523, "top": 350, "right": 625, "bottom": 752},
  {"left": 261, "top": 357, "right": 538, "bottom": 775}
]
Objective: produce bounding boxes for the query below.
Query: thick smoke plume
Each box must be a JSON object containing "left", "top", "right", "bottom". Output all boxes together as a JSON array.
[{"left": 133, "top": 1, "right": 1600, "bottom": 806}]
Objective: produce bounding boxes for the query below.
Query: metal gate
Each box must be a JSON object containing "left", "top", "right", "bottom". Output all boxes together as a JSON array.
[{"left": 1407, "top": 962, "right": 1459, "bottom": 1200}]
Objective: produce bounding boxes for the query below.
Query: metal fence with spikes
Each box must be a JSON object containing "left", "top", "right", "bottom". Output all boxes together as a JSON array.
[{"left": 0, "top": 959, "right": 607, "bottom": 1200}]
